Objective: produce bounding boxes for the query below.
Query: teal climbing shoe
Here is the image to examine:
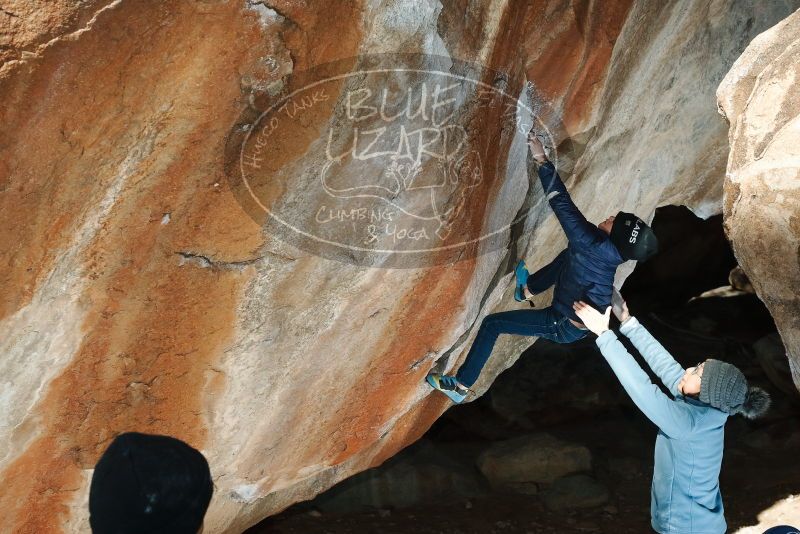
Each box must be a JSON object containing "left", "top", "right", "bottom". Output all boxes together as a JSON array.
[
  {"left": 426, "top": 373, "right": 468, "bottom": 404},
  {"left": 514, "top": 259, "right": 529, "bottom": 302}
]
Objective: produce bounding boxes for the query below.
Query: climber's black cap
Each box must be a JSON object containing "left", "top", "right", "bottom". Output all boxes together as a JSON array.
[
  {"left": 609, "top": 212, "right": 659, "bottom": 262},
  {"left": 89, "top": 432, "right": 213, "bottom": 534}
]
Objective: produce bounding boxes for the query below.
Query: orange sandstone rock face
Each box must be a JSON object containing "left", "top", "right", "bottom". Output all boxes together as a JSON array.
[
  {"left": 0, "top": 1, "right": 797, "bottom": 532},
  {"left": 717, "top": 7, "right": 800, "bottom": 393}
]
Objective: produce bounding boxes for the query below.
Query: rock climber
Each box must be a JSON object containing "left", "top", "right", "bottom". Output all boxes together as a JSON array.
[
  {"left": 89, "top": 432, "right": 213, "bottom": 534},
  {"left": 427, "top": 130, "right": 659, "bottom": 403},
  {"left": 572, "top": 296, "right": 770, "bottom": 534}
]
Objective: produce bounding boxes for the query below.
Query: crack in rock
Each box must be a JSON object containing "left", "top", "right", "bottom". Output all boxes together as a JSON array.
[
  {"left": 2, "top": 0, "right": 123, "bottom": 70},
  {"left": 246, "top": 0, "right": 294, "bottom": 28},
  {"left": 176, "top": 251, "right": 265, "bottom": 271}
]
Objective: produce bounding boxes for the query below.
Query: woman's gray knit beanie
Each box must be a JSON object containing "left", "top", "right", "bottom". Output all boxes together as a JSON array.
[{"left": 699, "top": 359, "right": 770, "bottom": 418}]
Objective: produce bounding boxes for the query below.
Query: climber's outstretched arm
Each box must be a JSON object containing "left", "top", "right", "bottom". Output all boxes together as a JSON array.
[{"left": 528, "top": 134, "right": 598, "bottom": 247}]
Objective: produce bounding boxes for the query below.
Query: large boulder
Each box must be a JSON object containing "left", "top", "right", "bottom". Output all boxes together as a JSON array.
[
  {"left": 717, "top": 7, "right": 800, "bottom": 393},
  {"left": 0, "top": 1, "right": 798, "bottom": 532}
]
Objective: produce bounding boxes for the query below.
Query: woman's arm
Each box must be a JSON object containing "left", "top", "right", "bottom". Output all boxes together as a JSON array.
[
  {"left": 619, "top": 317, "right": 684, "bottom": 397},
  {"left": 596, "top": 330, "right": 693, "bottom": 438},
  {"left": 573, "top": 301, "right": 693, "bottom": 438}
]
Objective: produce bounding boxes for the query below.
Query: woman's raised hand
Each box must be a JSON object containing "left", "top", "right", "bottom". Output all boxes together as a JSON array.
[
  {"left": 573, "top": 301, "right": 611, "bottom": 336},
  {"left": 611, "top": 288, "right": 630, "bottom": 323}
]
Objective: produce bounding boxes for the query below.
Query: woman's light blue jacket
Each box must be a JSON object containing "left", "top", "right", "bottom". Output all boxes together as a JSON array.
[{"left": 596, "top": 317, "right": 729, "bottom": 534}]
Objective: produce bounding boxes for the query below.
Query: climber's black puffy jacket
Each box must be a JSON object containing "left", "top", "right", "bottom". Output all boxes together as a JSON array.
[{"left": 536, "top": 161, "right": 624, "bottom": 323}]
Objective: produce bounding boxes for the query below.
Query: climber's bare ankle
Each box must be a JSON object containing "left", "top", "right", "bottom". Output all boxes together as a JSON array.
[{"left": 523, "top": 287, "right": 534, "bottom": 300}]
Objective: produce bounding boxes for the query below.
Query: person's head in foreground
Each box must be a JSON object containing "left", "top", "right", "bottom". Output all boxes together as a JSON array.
[
  {"left": 90, "top": 432, "right": 213, "bottom": 534},
  {"left": 677, "top": 358, "right": 770, "bottom": 418},
  {"left": 598, "top": 212, "right": 659, "bottom": 263}
]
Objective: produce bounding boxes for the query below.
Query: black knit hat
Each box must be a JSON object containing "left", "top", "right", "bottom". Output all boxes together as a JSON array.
[
  {"left": 89, "top": 432, "right": 213, "bottom": 534},
  {"left": 699, "top": 359, "right": 771, "bottom": 418},
  {"left": 609, "top": 212, "right": 659, "bottom": 262}
]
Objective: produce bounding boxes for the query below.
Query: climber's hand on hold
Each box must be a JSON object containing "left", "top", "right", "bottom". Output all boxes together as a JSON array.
[
  {"left": 527, "top": 130, "right": 548, "bottom": 163},
  {"left": 573, "top": 301, "right": 611, "bottom": 336},
  {"left": 611, "top": 288, "right": 630, "bottom": 323}
]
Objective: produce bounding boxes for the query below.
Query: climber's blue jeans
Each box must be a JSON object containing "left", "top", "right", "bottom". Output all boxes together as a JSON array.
[{"left": 455, "top": 306, "right": 588, "bottom": 388}]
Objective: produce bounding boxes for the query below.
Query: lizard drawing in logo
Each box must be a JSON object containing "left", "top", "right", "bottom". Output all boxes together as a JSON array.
[{"left": 319, "top": 123, "right": 483, "bottom": 242}]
